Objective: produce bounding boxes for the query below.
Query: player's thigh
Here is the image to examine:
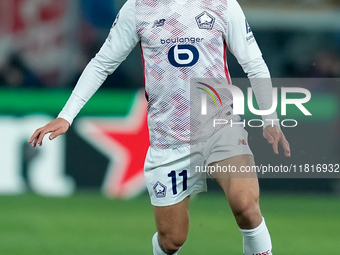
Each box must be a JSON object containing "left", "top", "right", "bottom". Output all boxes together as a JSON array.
[
  {"left": 153, "top": 196, "right": 190, "bottom": 239},
  {"left": 210, "top": 155, "right": 259, "bottom": 210},
  {"left": 210, "top": 155, "right": 262, "bottom": 228}
]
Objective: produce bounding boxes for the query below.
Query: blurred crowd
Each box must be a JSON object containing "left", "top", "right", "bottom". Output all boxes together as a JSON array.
[
  {"left": 0, "top": 0, "right": 135, "bottom": 89},
  {"left": 0, "top": 0, "right": 339, "bottom": 89}
]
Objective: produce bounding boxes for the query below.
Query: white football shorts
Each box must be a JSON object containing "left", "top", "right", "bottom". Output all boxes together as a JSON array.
[{"left": 144, "top": 126, "right": 253, "bottom": 206}]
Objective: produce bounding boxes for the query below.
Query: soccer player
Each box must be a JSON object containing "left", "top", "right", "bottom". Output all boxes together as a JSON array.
[{"left": 29, "top": 0, "right": 291, "bottom": 254}]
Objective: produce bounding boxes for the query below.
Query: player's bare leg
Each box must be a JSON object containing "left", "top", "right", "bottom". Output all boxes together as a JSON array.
[
  {"left": 152, "top": 196, "right": 189, "bottom": 255},
  {"left": 210, "top": 155, "right": 261, "bottom": 228},
  {"left": 210, "top": 155, "right": 272, "bottom": 255}
]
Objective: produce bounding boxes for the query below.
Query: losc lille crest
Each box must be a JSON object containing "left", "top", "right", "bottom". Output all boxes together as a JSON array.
[
  {"left": 153, "top": 181, "right": 167, "bottom": 198},
  {"left": 195, "top": 11, "right": 215, "bottom": 30}
]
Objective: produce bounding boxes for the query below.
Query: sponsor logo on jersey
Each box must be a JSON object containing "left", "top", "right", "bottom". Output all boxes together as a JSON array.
[
  {"left": 152, "top": 19, "right": 166, "bottom": 28},
  {"left": 160, "top": 37, "right": 204, "bottom": 44},
  {"left": 168, "top": 44, "right": 199, "bottom": 67},
  {"left": 153, "top": 181, "right": 167, "bottom": 198},
  {"left": 195, "top": 11, "right": 215, "bottom": 30}
]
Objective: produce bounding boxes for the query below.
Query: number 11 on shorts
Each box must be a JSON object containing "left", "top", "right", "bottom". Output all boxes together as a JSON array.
[{"left": 168, "top": 170, "right": 188, "bottom": 195}]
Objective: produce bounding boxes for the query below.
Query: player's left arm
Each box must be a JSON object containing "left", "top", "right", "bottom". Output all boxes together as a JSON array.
[{"left": 225, "top": 0, "right": 290, "bottom": 157}]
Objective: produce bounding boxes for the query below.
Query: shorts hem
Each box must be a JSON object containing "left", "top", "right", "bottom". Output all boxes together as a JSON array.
[
  {"left": 150, "top": 186, "right": 207, "bottom": 207},
  {"left": 205, "top": 151, "right": 253, "bottom": 166}
]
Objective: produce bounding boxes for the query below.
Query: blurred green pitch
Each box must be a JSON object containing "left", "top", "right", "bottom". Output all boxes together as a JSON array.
[{"left": 0, "top": 192, "right": 339, "bottom": 255}]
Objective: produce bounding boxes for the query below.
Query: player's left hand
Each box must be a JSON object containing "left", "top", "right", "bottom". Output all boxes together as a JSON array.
[{"left": 263, "top": 125, "right": 291, "bottom": 157}]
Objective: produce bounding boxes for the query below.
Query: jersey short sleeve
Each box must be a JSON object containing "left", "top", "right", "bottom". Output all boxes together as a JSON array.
[{"left": 226, "top": 0, "right": 262, "bottom": 65}]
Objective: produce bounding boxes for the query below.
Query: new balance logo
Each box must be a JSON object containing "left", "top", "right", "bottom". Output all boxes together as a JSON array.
[
  {"left": 152, "top": 19, "right": 166, "bottom": 28},
  {"left": 238, "top": 139, "right": 247, "bottom": 145}
]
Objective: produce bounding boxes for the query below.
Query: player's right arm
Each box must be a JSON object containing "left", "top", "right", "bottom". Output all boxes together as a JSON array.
[{"left": 29, "top": 0, "right": 139, "bottom": 147}]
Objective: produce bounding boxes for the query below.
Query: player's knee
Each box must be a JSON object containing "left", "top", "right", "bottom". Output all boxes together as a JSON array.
[
  {"left": 158, "top": 231, "right": 187, "bottom": 254},
  {"left": 231, "top": 199, "right": 261, "bottom": 226}
]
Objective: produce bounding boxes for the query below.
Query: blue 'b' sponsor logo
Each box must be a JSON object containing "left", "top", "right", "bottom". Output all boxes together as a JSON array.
[{"left": 168, "top": 45, "right": 199, "bottom": 67}]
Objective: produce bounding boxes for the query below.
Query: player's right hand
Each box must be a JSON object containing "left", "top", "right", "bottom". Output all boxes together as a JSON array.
[{"left": 28, "top": 118, "right": 70, "bottom": 148}]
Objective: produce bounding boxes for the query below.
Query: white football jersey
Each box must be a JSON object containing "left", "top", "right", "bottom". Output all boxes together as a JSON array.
[{"left": 59, "top": 0, "right": 276, "bottom": 149}]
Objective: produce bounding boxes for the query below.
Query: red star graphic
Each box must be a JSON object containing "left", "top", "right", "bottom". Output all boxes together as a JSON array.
[{"left": 75, "top": 91, "right": 150, "bottom": 198}]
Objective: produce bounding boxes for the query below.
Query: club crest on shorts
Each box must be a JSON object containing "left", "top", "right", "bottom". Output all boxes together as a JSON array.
[
  {"left": 153, "top": 181, "right": 167, "bottom": 198},
  {"left": 195, "top": 11, "right": 215, "bottom": 30}
]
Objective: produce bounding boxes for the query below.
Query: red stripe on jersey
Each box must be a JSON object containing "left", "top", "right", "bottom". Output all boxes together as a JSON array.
[
  {"left": 140, "top": 43, "right": 148, "bottom": 101},
  {"left": 223, "top": 43, "right": 231, "bottom": 84}
]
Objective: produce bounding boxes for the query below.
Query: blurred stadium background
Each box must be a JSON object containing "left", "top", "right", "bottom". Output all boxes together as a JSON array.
[{"left": 0, "top": 0, "right": 339, "bottom": 254}]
